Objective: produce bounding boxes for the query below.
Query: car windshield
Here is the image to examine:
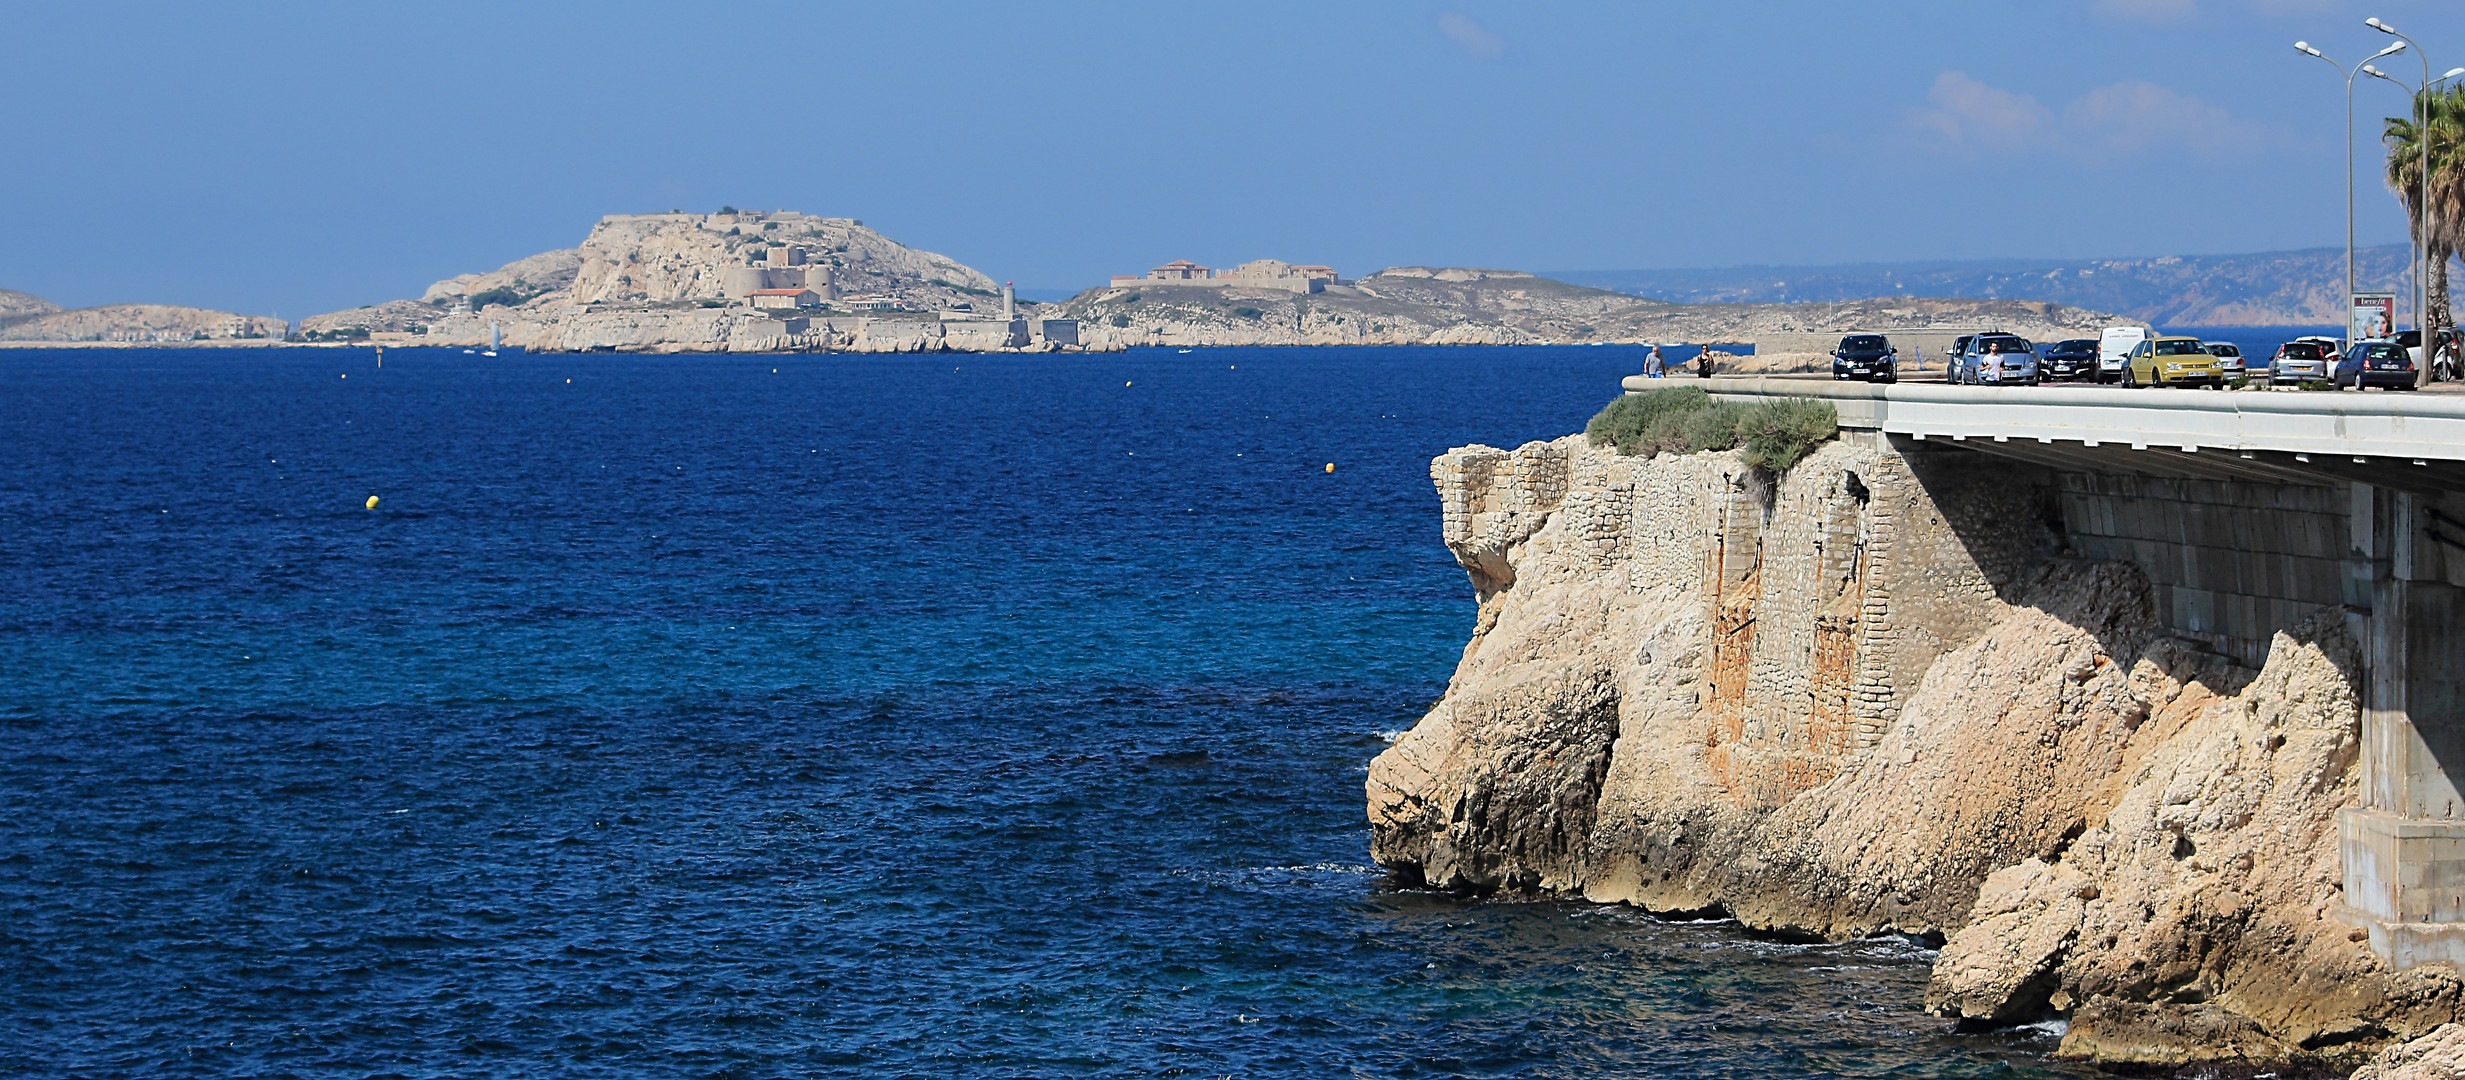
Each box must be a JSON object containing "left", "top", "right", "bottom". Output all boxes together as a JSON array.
[
  {"left": 2281, "top": 343, "right": 2321, "bottom": 359},
  {"left": 2364, "top": 343, "right": 2405, "bottom": 359},
  {"left": 1981, "top": 337, "right": 2030, "bottom": 353},
  {"left": 2053, "top": 341, "right": 2095, "bottom": 354},
  {"left": 1842, "top": 336, "right": 1885, "bottom": 349},
  {"left": 2208, "top": 344, "right": 2240, "bottom": 356},
  {"left": 2153, "top": 340, "right": 2205, "bottom": 356}
]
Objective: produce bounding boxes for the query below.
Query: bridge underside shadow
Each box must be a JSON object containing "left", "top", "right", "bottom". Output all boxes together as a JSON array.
[{"left": 1895, "top": 431, "right": 2465, "bottom": 969}]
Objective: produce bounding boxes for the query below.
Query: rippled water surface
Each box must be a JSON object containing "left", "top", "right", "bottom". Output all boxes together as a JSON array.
[{"left": 0, "top": 346, "right": 2094, "bottom": 1078}]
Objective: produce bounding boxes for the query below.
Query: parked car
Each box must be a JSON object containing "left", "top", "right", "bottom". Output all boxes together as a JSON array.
[
  {"left": 2041, "top": 338, "right": 2099, "bottom": 381},
  {"left": 2203, "top": 342, "right": 2246, "bottom": 381},
  {"left": 2338, "top": 340, "right": 2419, "bottom": 390},
  {"left": 2291, "top": 335, "right": 2344, "bottom": 374},
  {"left": 1956, "top": 333, "right": 2039, "bottom": 385},
  {"left": 2264, "top": 340, "right": 2329, "bottom": 384},
  {"left": 2098, "top": 326, "right": 2150, "bottom": 383},
  {"left": 1831, "top": 334, "right": 1898, "bottom": 382},
  {"left": 1943, "top": 334, "right": 1975, "bottom": 380},
  {"left": 2122, "top": 336, "right": 2223, "bottom": 387}
]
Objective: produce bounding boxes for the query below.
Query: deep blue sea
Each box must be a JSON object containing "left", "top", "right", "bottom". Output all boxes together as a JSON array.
[{"left": 0, "top": 346, "right": 2096, "bottom": 1079}]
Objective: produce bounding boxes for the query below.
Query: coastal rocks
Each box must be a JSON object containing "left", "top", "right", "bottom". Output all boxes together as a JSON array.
[
  {"left": 1423, "top": 322, "right": 1539, "bottom": 346},
  {"left": 2353, "top": 1024, "right": 2465, "bottom": 1079},
  {"left": 1369, "top": 433, "right": 2456, "bottom": 1069}
]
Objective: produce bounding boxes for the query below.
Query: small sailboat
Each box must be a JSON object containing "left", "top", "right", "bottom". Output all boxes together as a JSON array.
[{"left": 482, "top": 321, "right": 500, "bottom": 357}]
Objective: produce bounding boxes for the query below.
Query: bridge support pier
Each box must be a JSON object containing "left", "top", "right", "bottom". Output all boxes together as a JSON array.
[{"left": 2341, "top": 485, "right": 2465, "bottom": 969}]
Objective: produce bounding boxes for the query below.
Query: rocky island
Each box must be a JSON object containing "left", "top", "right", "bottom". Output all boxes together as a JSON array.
[
  {"left": 0, "top": 210, "right": 2135, "bottom": 355},
  {"left": 1370, "top": 406, "right": 2465, "bottom": 1073},
  {"left": 1057, "top": 263, "right": 2116, "bottom": 356}
]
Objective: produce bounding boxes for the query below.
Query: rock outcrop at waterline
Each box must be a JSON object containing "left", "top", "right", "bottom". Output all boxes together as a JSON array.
[{"left": 1368, "top": 434, "right": 2465, "bottom": 1070}]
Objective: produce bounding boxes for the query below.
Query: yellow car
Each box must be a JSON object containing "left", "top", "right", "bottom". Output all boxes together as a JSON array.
[{"left": 2123, "top": 336, "right": 2224, "bottom": 388}]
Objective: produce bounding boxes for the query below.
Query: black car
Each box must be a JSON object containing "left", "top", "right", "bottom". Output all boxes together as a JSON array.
[
  {"left": 2041, "top": 338, "right": 2098, "bottom": 381},
  {"left": 1832, "top": 334, "right": 1897, "bottom": 382}
]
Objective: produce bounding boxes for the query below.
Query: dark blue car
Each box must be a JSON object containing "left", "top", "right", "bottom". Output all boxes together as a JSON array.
[{"left": 2337, "top": 341, "right": 2418, "bottom": 390}]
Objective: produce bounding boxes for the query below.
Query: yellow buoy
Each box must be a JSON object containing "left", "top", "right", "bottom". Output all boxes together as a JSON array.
[
  {"left": 340, "top": 373, "right": 347, "bottom": 379},
  {"left": 365, "top": 496, "right": 380, "bottom": 510},
  {"left": 1324, "top": 463, "right": 1335, "bottom": 473},
  {"left": 566, "top": 378, "right": 572, "bottom": 384},
  {"left": 1125, "top": 381, "right": 1133, "bottom": 387}
]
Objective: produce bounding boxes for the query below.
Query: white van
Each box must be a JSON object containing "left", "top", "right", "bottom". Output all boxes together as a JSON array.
[{"left": 2098, "top": 326, "right": 2150, "bottom": 384}]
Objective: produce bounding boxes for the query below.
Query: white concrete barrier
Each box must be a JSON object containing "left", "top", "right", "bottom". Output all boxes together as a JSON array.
[{"left": 1648, "top": 376, "right": 2465, "bottom": 463}]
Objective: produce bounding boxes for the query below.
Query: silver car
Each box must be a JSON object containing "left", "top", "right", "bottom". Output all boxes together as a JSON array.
[
  {"left": 2265, "top": 340, "right": 2329, "bottom": 384},
  {"left": 2204, "top": 342, "right": 2246, "bottom": 380},
  {"left": 1956, "top": 333, "right": 2039, "bottom": 385}
]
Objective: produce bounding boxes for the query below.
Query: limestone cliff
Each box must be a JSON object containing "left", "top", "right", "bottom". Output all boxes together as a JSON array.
[{"left": 1370, "top": 434, "right": 2465, "bottom": 1070}]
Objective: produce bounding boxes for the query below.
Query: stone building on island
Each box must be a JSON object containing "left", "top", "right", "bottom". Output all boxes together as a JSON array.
[{"left": 748, "top": 288, "right": 820, "bottom": 310}]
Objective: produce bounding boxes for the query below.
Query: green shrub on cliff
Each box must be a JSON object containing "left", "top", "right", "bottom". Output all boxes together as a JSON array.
[
  {"left": 1585, "top": 387, "right": 1836, "bottom": 470},
  {"left": 1584, "top": 386, "right": 1708, "bottom": 454},
  {"left": 1733, "top": 398, "right": 1839, "bottom": 471}
]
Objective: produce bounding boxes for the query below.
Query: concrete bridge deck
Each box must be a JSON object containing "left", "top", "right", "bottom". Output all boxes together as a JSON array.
[
  {"left": 1665, "top": 374, "right": 2465, "bottom": 491},
  {"left": 1632, "top": 372, "right": 2465, "bottom": 970}
]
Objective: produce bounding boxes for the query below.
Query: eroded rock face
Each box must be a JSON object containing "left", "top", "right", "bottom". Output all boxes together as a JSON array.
[{"left": 1369, "top": 434, "right": 2458, "bottom": 1069}]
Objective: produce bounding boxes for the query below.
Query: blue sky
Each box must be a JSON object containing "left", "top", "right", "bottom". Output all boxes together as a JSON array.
[{"left": 4, "top": 0, "right": 2462, "bottom": 314}]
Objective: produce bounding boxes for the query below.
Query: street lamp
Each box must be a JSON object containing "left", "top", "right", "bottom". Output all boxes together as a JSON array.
[
  {"left": 2299, "top": 38, "right": 2408, "bottom": 346},
  {"left": 2368, "top": 18, "right": 2434, "bottom": 360}
]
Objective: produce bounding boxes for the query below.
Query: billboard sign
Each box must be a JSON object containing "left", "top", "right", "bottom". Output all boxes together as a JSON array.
[{"left": 2352, "top": 292, "right": 2397, "bottom": 343}]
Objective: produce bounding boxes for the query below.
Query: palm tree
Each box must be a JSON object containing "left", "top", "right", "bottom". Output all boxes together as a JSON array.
[{"left": 2385, "top": 86, "right": 2465, "bottom": 332}]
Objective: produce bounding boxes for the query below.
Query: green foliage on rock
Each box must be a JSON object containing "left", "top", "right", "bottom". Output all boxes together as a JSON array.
[
  {"left": 1731, "top": 397, "right": 1840, "bottom": 471},
  {"left": 468, "top": 284, "right": 546, "bottom": 310},
  {"left": 1584, "top": 386, "right": 1836, "bottom": 471},
  {"left": 1584, "top": 386, "right": 1709, "bottom": 455}
]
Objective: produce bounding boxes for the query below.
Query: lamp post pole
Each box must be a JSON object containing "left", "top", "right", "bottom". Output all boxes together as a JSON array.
[
  {"left": 2368, "top": 19, "right": 2433, "bottom": 354},
  {"left": 2299, "top": 41, "right": 2397, "bottom": 347}
]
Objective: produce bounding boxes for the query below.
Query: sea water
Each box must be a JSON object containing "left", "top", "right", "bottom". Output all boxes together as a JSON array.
[{"left": 0, "top": 347, "right": 2095, "bottom": 1078}]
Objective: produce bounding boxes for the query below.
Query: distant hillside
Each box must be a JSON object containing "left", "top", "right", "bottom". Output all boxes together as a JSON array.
[
  {"left": 1551, "top": 246, "right": 2417, "bottom": 326},
  {"left": 0, "top": 288, "right": 62, "bottom": 323},
  {"left": 0, "top": 304, "right": 287, "bottom": 343},
  {"left": 0, "top": 286, "right": 286, "bottom": 343},
  {"left": 1053, "top": 267, "right": 2123, "bottom": 350}
]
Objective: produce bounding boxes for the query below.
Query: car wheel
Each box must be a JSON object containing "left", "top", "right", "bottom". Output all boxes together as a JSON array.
[{"left": 2123, "top": 366, "right": 2137, "bottom": 388}]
